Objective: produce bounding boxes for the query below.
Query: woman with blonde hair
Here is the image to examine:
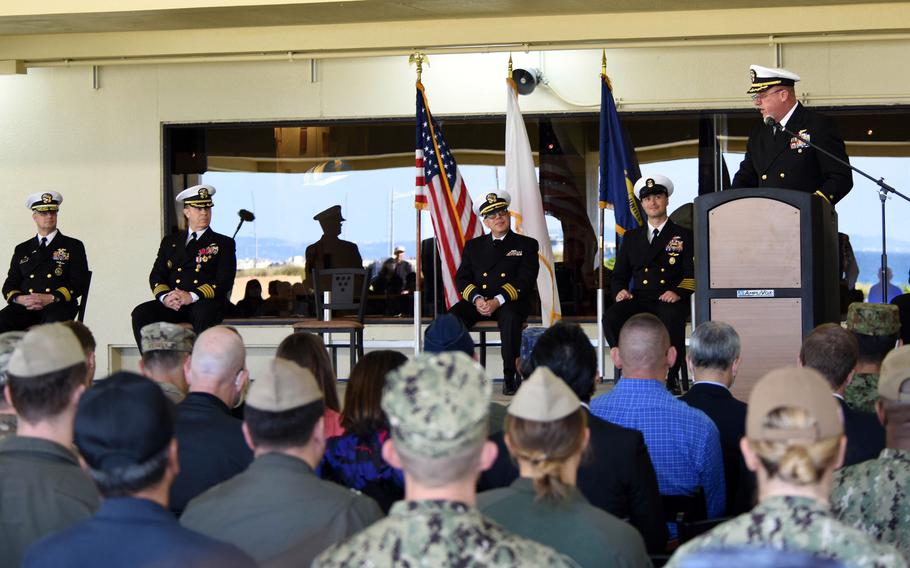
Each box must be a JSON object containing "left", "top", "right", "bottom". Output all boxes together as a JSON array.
[
  {"left": 668, "top": 367, "right": 906, "bottom": 568},
  {"left": 478, "top": 367, "right": 650, "bottom": 568}
]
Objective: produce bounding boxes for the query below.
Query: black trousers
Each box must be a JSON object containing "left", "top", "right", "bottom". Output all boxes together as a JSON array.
[
  {"left": 131, "top": 299, "right": 225, "bottom": 350},
  {"left": 602, "top": 296, "right": 688, "bottom": 379},
  {"left": 0, "top": 301, "right": 78, "bottom": 332},
  {"left": 449, "top": 300, "right": 529, "bottom": 378}
]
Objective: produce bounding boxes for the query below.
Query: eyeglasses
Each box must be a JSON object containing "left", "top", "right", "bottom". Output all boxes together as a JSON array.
[
  {"left": 751, "top": 88, "right": 783, "bottom": 101},
  {"left": 485, "top": 210, "right": 509, "bottom": 220}
]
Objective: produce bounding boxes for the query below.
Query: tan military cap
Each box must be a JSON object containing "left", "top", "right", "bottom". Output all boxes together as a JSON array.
[
  {"left": 8, "top": 323, "right": 85, "bottom": 378},
  {"left": 508, "top": 367, "right": 580, "bottom": 422},
  {"left": 247, "top": 358, "right": 323, "bottom": 412},
  {"left": 878, "top": 345, "right": 910, "bottom": 402},
  {"left": 747, "top": 367, "right": 842, "bottom": 441},
  {"left": 140, "top": 322, "right": 196, "bottom": 353}
]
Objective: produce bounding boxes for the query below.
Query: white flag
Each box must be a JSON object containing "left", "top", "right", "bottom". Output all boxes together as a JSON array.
[{"left": 505, "top": 79, "right": 562, "bottom": 326}]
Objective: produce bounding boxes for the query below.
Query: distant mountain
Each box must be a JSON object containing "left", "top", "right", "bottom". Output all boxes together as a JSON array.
[{"left": 849, "top": 233, "right": 910, "bottom": 252}]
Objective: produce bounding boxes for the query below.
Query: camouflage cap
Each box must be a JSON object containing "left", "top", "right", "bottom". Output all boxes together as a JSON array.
[
  {"left": 0, "top": 331, "right": 25, "bottom": 386},
  {"left": 845, "top": 302, "right": 900, "bottom": 336},
  {"left": 382, "top": 351, "right": 491, "bottom": 459},
  {"left": 140, "top": 322, "right": 196, "bottom": 353},
  {"left": 878, "top": 345, "right": 910, "bottom": 402}
]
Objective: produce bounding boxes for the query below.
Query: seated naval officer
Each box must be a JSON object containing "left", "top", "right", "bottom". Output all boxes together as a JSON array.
[
  {"left": 130, "top": 185, "right": 236, "bottom": 349},
  {"left": 0, "top": 191, "right": 89, "bottom": 332},
  {"left": 603, "top": 175, "right": 694, "bottom": 389},
  {"left": 731, "top": 64, "right": 853, "bottom": 205},
  {"left": 448, "top": 191, "right": 540, "bottom": 396}
]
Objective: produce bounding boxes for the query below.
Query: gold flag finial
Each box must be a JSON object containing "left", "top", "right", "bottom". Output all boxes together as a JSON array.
[
  {"left": 409, "top": 52, "right": 429, "bottom": 83},
  {"left": 601, "top": 49, "right": 613, "bottom": 91},
  {"left": 508, "top": 53, "right": 513, "bottom": 78}
]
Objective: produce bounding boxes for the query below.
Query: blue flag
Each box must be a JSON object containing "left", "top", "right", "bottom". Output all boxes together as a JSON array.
[{"left": 598, "top": 74, "right": 643, "bottom": 238}]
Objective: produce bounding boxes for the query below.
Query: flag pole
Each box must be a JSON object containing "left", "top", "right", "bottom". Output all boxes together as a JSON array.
[
  {"left": 597, "top": 50, "right": 608, "bottom": 382},
  {"left": 409, "top": 51, "right": 427, "bottom": 355}
]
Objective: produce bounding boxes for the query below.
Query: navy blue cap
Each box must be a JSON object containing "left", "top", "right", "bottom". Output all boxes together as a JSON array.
[
  {"left": 75, "top": 372, "right": 175, "bottom": 471},
  {"left": 424, "top": 314, "right": 475, "bottom": 356}
]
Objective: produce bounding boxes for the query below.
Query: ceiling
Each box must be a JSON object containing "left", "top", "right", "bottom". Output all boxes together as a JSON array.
[{"left": 0, "top": 0, "right": 904, "bottom": 36}]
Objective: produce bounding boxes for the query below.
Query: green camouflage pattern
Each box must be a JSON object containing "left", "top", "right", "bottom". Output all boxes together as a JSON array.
[
  {"left": 845, "top": 372, "right": 881, "bottom": 413},
  {"left": 158, "top": 381, "right": 186, "bottom": 404},
  {"left": 139, "top": 322, "right": 196, "bottom": 353},
  {"left": 0, "top": 414, "right": 17, "bottom": 440},
  {"left": 382, "top": 351, "right": 491, "bottom": 459},
  {"left": 0, "top": 331, "right": 25, "bottom": 386},
  {"left": 312, "top": 500, "right": 578, "bottom": 568},
  {"left": 832, "top": 448, "right": 910, "bottom": 561},
  {"left": 666, "top": 495, "right": 906, "bottom": 568},
  {"left": 846, "top": 302, "right": 901, "bottom": 336}
]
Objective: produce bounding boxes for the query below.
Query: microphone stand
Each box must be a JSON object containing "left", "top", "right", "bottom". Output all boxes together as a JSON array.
[
  {"left": 232, "top": 220, "right": 246, "bottom": 239},
  {"left": 771, "top": 118, "right": 910, "bottom": 304}
]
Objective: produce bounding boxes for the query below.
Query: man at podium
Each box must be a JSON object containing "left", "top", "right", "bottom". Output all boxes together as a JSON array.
[
  {"left": 603, "top": 175, "right": 695, "bottom": 390},
  {"left": 731, "top": 64, "right": 853, "bottom": 205}
]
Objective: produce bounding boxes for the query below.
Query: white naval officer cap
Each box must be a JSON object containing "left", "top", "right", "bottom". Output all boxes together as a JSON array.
[
  {"left": 176, "top": 185, "right": 216, "bottom": 208},
  {"left": 633, "top": 175, "right": 674, "bottom": 201},
  {"left": 26, "top": 191, "right": 63, "bottom": 212},
  {"left": 474, "top": 190, "right": 512, "bottom": 218},
  {"left": 748, "top": 65, "right": 801, "bottom": 94}
]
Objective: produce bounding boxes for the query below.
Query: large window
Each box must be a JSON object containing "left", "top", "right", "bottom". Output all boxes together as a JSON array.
[{"left": 163, "top": 106, "right": 910, "bottom": 319}]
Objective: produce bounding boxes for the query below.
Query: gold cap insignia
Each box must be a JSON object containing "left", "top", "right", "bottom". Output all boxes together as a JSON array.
[
  {"left": 486, "top": 193, "right": 498, "bottom": 204},
  {"left": 646, "top": 179, "right": 654, "bottom": 188},
  {"left": 750, "top": 69, "right": 757, "bottom": 82},
  {"left": 199, "top": 187, "right": 210, "bottom": 199},
  {"left": 41, "top": 193, "right": 53, "bottom": 204}
]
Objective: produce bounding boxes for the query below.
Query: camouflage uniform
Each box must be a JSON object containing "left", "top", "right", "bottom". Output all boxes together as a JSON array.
[
  {"left": 139, "top": 322, "right": 195, "bottom": 404},
  {"left": 831, "top": 448, "right": 910, "bottom": 560},
  {"left": 0, "top": 331, "right": 24, "bottom": 440},
  {"left": 666, "top": 495, "right": 906, "bottom": 568},
  {"left": 313, "top": 352, "right": 577, "bottom": 568},
  {"left": 844, "top": 302, "right": 901, "bottom": 412}
]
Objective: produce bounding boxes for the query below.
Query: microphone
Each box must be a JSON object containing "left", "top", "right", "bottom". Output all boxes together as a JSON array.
[
  {"left": 233, "top": 209, "right": 255, "bottom": 239},
  {"left": 763, "top": 116, "right": 778, "bottom": 127}
]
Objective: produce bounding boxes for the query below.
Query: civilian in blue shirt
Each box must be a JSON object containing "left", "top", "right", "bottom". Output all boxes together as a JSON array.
[{"left": 590, "top": 313, "right": 726, "bottom": 535}]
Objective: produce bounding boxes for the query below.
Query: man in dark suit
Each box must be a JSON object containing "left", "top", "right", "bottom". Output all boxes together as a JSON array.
[
  {"left": 0, "top": 191, "right": 89, "bottom": 332},
  {"left": 799, "top": 323, "right": 885, "bottom": 467},
  {"left": 681, "top": 321, "right": 755, "bottom": 516},
  {"left": 22, "top": 372, "right": 253, "bottom": 568},
  {"left": 603, "top": 175, "right": 695, "bottom": 387},
  {"left": 478, "top": 322, "right": 668, "bottom": 552},
  {"left": 731, "top": 64, "right": 853, "bottom": 205},
  {"left": 131, "top": 185, "right": 236, "bottom": 349},
  {"left": 449, "top": 190, "right": 539, "bottom": 395}
]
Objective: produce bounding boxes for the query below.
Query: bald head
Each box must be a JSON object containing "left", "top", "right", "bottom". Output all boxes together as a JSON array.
[
  {"left": 614, "top": 314, "right": 674, "bottom": 380},
  {"left": 189, "top": 326, "right": 246, "bottom": 389}
]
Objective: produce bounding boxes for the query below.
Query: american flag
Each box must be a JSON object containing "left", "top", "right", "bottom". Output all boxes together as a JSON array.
[{"left": 415, "top": 82, "right": 482, "bottom": 309}]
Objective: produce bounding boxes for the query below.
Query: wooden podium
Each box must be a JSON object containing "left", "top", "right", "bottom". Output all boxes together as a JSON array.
[{"left": 693, "top": 188, "right": 839, "bottom": 400}]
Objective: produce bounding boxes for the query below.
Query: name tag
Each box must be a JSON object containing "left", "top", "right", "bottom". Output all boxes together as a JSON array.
[{"left": 506, "top": 250, "right": 523, "bottom": 257}]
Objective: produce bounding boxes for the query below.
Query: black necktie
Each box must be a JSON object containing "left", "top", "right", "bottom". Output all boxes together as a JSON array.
[
  {"left": 651, "top": 229, "right": 659, "bottom": 243},
  {"left": 186, "top": 232, "right": 197, "bottom": 251},
  {"left": 492, "top": 239, "right": 501, "bottom": 248},
  {"left": 39, "top": 237, "right": 47, "bottom": 250}
]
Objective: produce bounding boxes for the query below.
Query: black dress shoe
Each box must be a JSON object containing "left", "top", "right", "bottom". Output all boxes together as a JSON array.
[{"left": 502, "top": 375, "right": 521, "bottom": 396}]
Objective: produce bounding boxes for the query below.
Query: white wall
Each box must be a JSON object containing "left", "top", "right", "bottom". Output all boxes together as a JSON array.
[{"left": 1, "top": 40, "right": 908, "bottom": 378}]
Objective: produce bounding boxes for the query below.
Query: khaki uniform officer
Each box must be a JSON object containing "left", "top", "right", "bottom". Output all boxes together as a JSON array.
[
  {"left": 130, "top": 185, "right": 236, "bottom": 350},
  {"left": 0, "top": 191, "right": 89, "bottom": 332}
]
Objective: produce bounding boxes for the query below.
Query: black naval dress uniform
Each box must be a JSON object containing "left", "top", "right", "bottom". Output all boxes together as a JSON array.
[
  {"left": 0, "top": 233, "right": 89, "bottom": 331},
  {"left": 449, "top": 230, "right": 539, "bottom": 391},
  {"left": 603, "top": 219, "right": 695, "bottom": 380},
  {"left": 131, "top": 228, "right": 236, "bottom": 348},
  {"left": 731, "top": 102, "right": 853, "bottom": 204}
]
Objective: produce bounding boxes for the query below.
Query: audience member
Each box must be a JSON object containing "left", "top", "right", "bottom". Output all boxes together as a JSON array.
[
  {"left": 681, "top": 321, "right": 755, "bottom": 515},
  {"left": 590, "top": 313, "right": 726, "bottom": 536},
  {"left": 182, "top": 358, "right": 381, "bottom": 563},
  {"left": 138, "top": 322, "right": 196, "bottom": 404},
  {"left": 276, "top": 332, "right": 343, "bottom": 437},
  {"left": 893, "top": 268, "right": 910, "bottom": 344},
  {"left": 0, "top": 324, "right": 99, "bottom": 567},
  {"left": 61, "top": 320, "right": 96, "bottom": 384},
  {"left": 868, "top": 266, "right": 902, "bottom": 304},
  {"left": 799, "top": 323, "right": 885, "bottom": 467},
  {"left": 843, "top": 302, "right": 902, "bottom": 412},
  {"left": 320, "top": 350, "right": 407, "bottom": 513},
  {"left": 479, "top": 321, "right": 667, "bottom": 552},
  {"left": 170, "top": 326, "right": 253, "bottom": 515},
  {"left": 0, "top": 331, "right": 24, "bottom": 439},
  {"left": 478, "top": 367, "right": 650, "bottom": 567},
  {"left": 23, "top": 372, "right": 254, "bottom": 568},
  {"left": 234, "top": 279, "right": 264, "bottom": 317},
  {"left": 832, "top": 345, "right": 910, "bottom": 559},
  {"left": 423, "top": 313, "right": 507, "bottom": 435},
  {"left": 667, "top": 367, "right": 906, "bottom": 568},
  {"left": 313, "top": 352, "right": 575, "bottom": 567}
]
